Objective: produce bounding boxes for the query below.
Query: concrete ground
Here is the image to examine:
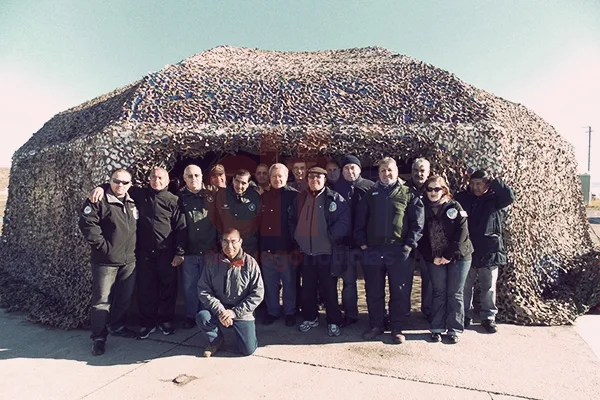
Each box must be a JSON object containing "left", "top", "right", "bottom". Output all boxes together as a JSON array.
[
  {"left": 1, "top": 307, "right": 600, "bottom": 400},
  {"left": 1, "top": 212, "right": 599, "bottom": 399}
]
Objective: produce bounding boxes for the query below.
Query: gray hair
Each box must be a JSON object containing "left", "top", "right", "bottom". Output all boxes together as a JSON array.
[
  {"left": 378, "top": 157, "right": 397, "bottom": 168},
  {"left": 412, "top": 157, "right": 430, "bottom": 170},
  {"left": 269, "top": 163, "right": 289, "bottom": 178}
]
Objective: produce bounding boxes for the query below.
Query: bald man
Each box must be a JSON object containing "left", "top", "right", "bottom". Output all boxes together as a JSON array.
[{"left": 89, "top": 167, "right": 186, "bottom": 338}]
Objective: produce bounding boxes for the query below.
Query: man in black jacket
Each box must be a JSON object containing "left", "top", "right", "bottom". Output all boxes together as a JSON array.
[
  {"left": 333, "top": 155, "right": 374, "bottom": 326},
  {"left": 455, "top": 169, "right": 515, "bottom": 333},
  {"left": 355, "top": 157, "right": 424, "bottom": 344},
  {"left": 79, "top": 169, "right": 139, "bottom": 356},
  {"left": 89, "top": 167, "right": 187, "bottom": 339},
  {"left": 259, "top": 163, "right": 299, "bottom": 326},
  {"left": 289, "top": 167, "right": 350, "bottom": 337}
]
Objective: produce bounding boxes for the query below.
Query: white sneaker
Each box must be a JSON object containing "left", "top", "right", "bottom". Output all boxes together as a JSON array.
[
  {"left": 328, "top": 324, "right": 341, "bottom": 337},
  {"left": 298, "top": 317, "right": 319, "bottom": 332}
]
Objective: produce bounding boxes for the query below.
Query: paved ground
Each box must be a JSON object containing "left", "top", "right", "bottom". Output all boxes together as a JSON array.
[{"left": 2, "top": 307, "right": 600, "bottom": 400}]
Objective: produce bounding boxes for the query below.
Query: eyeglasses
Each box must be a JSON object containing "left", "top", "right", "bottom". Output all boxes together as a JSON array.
[
  {"left": 426, "top": 187, "right": 443, "bottom": 193},
  {"left": 186, "top": 174, "right": 201, "bottom": 178},
  {"left": 221, "top": 239, "right": 241, "bottom": 246},
  {"left": 112, "top": 178, "right": 131, "bottom": 185}
]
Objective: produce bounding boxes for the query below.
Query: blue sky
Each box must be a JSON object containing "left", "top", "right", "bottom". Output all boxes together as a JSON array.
[{"left": 1, "top": 1, "right": 599, "bottom": 176}]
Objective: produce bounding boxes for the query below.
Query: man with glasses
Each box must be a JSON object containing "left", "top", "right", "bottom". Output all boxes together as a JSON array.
[
  {"left": 88, "top": 167, "right": 186, "bottom": 339},
  {"left": 178, "top": 164, "right": 218, "bottom": 329},
  {"left": 197, "top": 228, "right": 264, "bottom": 357},
  {"left": 79, "top": 169, "right": 139, "bottom": 356},
  {"left": 289, "top": 166, "right": 350, "bottom": 337},
  {"left": 355, "top": 157, "right": 424, "bottom": 344},
  {"left": 213, "top": 169, "right": 261, "bottom": 259},
  {"left": 332, "top": 155, "right": 374, "bottom": 327}
]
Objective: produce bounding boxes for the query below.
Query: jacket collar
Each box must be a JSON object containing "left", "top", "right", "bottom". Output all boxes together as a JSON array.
[
  {"left": 221, "top": 249, "right": 246, "bottom": 269},
  {"left": 106, "top": 190, "right": 134, "bottom": 205}
]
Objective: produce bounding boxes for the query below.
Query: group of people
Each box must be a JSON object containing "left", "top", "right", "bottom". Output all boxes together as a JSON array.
[{"left": 78, "top": 154, "right": 514, "bottom": 357}]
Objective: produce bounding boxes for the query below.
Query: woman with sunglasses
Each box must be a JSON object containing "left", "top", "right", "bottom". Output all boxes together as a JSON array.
[{"left": 418, "top": 176, "right": 473, "bottom": 344}]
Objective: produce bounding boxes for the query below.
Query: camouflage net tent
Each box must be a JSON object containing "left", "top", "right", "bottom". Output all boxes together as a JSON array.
[{"left": 0, "top": 46, "right": 598, "bottom": 328}]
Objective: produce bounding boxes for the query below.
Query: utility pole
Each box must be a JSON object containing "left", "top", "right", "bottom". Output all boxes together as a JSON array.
[{"left": 588, "top": 126, "right": 592, "bottom": 172}]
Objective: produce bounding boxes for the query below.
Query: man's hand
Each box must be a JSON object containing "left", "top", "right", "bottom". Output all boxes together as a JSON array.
[
  {"left": 89, "top": 187, "right": 105, "bottom": 203},
  {"left": 360, "top": 245, "right": 368, "bottom": 250},
  {"left": 171, "top": 255, "right": 184, "bottom": 267},
  {"left": 433, "top": 257, "right": 450, "bottom": 265},
  {"left": 403, "top": 245, "right": 412, "bottom": 253},
  {"left": 218, "top": 309, "right": 235, "bottom": 327}
]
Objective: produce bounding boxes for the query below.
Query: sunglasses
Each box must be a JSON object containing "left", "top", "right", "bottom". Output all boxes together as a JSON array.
[
  {"left": 426, "top": 187, "right": 443, "bottom": 193},
  {"left": 112, "top": 178, "right": 131, "bottom": 185}
]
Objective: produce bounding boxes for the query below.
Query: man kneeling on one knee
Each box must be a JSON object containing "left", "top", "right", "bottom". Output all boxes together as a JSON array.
[{"left": 197, "top": 228, "right": 264, "bottom": 357}]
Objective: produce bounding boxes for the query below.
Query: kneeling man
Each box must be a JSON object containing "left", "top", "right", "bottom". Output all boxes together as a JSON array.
[{"left": 197, "top": 228, "right": 264, "bottom": 357}]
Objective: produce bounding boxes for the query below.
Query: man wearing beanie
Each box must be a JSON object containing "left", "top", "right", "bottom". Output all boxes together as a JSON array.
[{"left": 333, "top": 155, "right": 374, "bottom": 326}]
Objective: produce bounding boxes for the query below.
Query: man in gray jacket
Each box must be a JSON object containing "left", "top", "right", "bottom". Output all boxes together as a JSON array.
[{"left": 197, "top": 228, "right": 264, "bottom": 357}]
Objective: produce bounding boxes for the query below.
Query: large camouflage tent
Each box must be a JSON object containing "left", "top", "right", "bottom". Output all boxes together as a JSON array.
[{"left": 0, "top": 46, "right": 598, "bottom": 328}]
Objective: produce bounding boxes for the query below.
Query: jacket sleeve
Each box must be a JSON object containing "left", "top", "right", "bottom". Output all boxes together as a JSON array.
[
  {"left": 198, "top": 265, "right": 226, "bottom": 316},
  {"left": 403, "top": 192, "right": 424, "bottom": 249},
  {"left": 490, "top": 178, "right": 515, "bottom": 210},
  {"left": 209, "top": 189, "right": 224, "bottom": 242},
  {"left": 172, "top": 198, "right": 187, "bottom": 256},
  {"left": 232, "top": 257, "right": 265, "bottom": 318},
  {"left": 328, "top": 194, "right": 351, "bottom": 245},
  {"left": 78, "top": 199, "right": 108, "bottom": 254},
  {"left": 354, "top": 192, "right": 369, "bottom": 247},
  {"left": 442, "top": 203, "right": 470, "bottom": 261},
  {"left": 287, "top": 196, "right": 298, "bottom": 243}
]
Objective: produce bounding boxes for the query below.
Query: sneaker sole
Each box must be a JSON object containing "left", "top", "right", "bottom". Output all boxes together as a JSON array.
[
  {"left": 299, "top": 323, "right": 319, "bottom": 332},
  {"left": 138, "top": 327, "right": 156, "bottom": 339}
]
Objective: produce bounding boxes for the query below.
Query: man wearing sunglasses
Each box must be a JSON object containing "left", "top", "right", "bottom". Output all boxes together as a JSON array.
[
  {"left": 355, "top": 157, "right": 424, "bottom": 344},
  {"left": 197, "top": 228, "right": 264, "bottom": 357},
  {"left": 79, "top": 169, "right": 139, "bottom": 356},
  {"left": 88, "top": 167, "right": 187, "bottom": 339}
]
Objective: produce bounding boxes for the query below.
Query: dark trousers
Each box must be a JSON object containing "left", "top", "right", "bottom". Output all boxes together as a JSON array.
[
  {"left": 301, "top": 254, "right": 343, "bottom": 325},
  {"left": 196, "top": 310, "right": 258, "bottom": 356},
  {"left": 90, "top": 261, "right": 136, "bottom": 341},
  {"left": 362, "top": 245, "right": 413, "bottom": 332},
  {"left": 340, "top": 248, "right": 360, "bottom": 319},
  {"left": 137, "top": 251, "right": 178, "bottom": 328}
]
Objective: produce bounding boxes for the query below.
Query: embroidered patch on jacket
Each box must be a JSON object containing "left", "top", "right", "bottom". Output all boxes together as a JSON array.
[
  {"left": 329, "top": 202, "right": 337, "bottom": 212},
  {"left": 248, "top": 203, "right": 256, "bottom": 211},
  {"left": 446, "top": 208, "right": 458, "bottom": 220},
  {"left": 133, "top": 207, "right": 139, "bottom": 220},
  {"left": 206, "top": 196, "right": 214, "bottom": 203},
  {"left": 83, "top": 206, "right": 92, "bottom": 215}
]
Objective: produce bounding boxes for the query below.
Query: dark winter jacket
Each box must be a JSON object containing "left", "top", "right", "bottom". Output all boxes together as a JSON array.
[
  {"left": 129, "top": 186, "right": 186, "bottom": 257},
  {"left": 454, "top": 178, "right": 515, "bottom": 268},
  {"left": 354, "top": 179, "right": 424, "bottom": 248},
  {"left": 79, "top": 191, "right": 138, "bottom": 266},
  {"left": 288, "top": 187, "right": 351, "bottom": 276},
  {"left": 178, "top": 187, "right": 218, "bottom": 255},
  {"left": 418, "top": 199, "right": 473, "bottom": 263},
  {"left": 259, "top": 185, "right": 298, "bottom": 253},
  {"left": 333, "top": 176, "right": 375, "bottom": 247}
]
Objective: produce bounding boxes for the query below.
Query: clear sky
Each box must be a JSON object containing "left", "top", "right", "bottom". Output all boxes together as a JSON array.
[{"left": 1, "top": 0, "right": 599, "bottom": 177}]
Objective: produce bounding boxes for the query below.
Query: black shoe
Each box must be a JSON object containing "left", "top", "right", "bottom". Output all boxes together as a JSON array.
[
  {"left": 110, "top": 326, "right": 138, "bottom": 338},
  {"left": 481, "top": 319, "right": 498, "bottom": 333},
  {"left": 430, "top": 332, "right": 442, "bottom": 342},
  {"left": 263, "top": 314, "right": 279, "bottom": 325},
  {"left": 362, "top": 327, "right": 384, "bottom": 340},
  {"left": 183, "top": 318, "right": 196, "bottom": 329},
  {"left": 447, "top": 334, "right": 460, "bottom": 344},
  {"left": 159, "top": 321, "right": 175, "bottom": 335},
  {"left": 92, "top": 340, "right": 105, "bottom": 356},
  {"left": 340, "top": 316, "right": 358, "bottom": 328},
  {"left": 138, "top": 326, "right": 156, "bottom": 340},
  {"left": 464, "top": 317, "right": 472, "bottom": 329},
  {"left": 285, "top": 314, "right": 296, "bottom": 327}
]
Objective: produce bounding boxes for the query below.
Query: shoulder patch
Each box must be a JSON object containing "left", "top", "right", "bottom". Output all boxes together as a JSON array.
[
  {"left": 329, "top": 202, "right": 337, "bottom": 212},
  {"left": 446, "top": 208, "right": 458, "bottom": 220},
  {"left": 132, "top": 207, "right": 139, "bottom": 220},
  {"left": 83, "top": 206, "right": 92, "bottom": 215},
  {"left": 206, "top": 195, "right": 214, "bottom": 203},
  {"left": 248, "top": 203, "right": 256, "bottom": 212}
]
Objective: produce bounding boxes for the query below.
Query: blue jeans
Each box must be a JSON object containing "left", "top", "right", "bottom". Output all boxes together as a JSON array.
[
  {"left": 90, "top": 261, "right": 136, "bottom": 341},
  {"left": 464, "top": 265, "right": 499, "bottom": 321},
  {"left": 261, "top": 251, "right": 296, "bottom": 317},
  {"left": 362, "top": 245, "right": 413, "bottom": 331},
  {"left": 181, "top": 254, "right": 207, "bottom": 319},
  {"left": 196, "top": 310, "right": 258, "bottom": 356},
  {"left": 427, "top": 259, "right": 471, "bottom": 334}
]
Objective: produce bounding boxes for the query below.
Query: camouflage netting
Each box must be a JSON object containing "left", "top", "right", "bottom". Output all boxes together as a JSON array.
[{"left": 0, "top": 46, "right": 598, "bottom": 328}]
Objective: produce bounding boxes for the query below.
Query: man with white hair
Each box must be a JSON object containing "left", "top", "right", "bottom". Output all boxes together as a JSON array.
[
  {"left": 178, "top": 164, "right": 218, "bottom": 329},
  {"left": 258, "top": 163, "right": 299, "bottom": 326},
  {"left": 355, "top": 157, "right": 424, "bottom": 344}
]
